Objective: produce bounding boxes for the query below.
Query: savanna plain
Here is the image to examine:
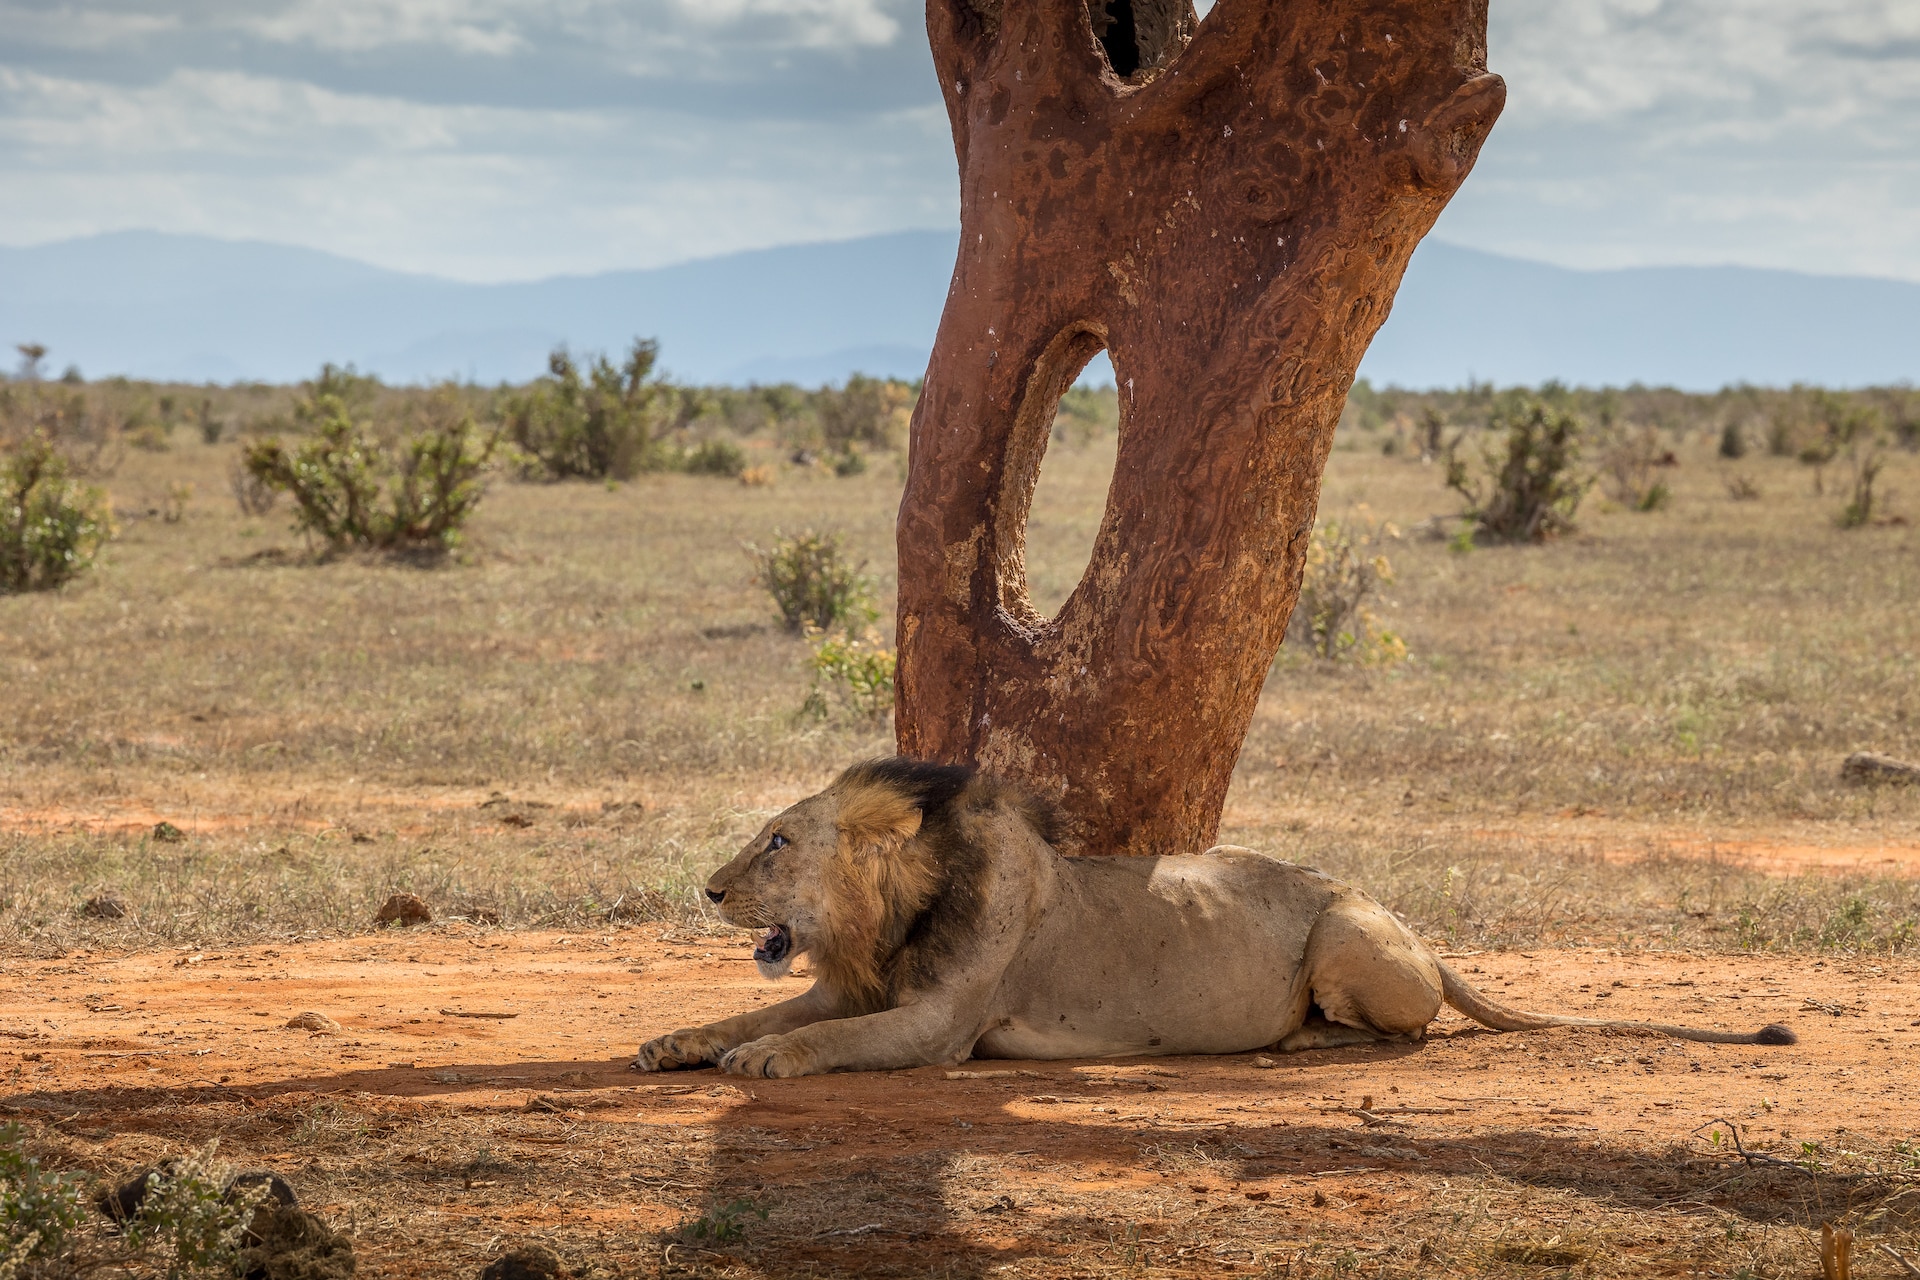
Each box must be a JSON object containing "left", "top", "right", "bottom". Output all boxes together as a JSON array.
[{"left": 4, "top": 382, "right": 1920, "bottom": 1278}]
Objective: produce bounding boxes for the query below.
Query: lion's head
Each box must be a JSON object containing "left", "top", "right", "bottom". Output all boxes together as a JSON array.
[{"left": 703, "top": 759, "right": 1015, "bottom": 1005}]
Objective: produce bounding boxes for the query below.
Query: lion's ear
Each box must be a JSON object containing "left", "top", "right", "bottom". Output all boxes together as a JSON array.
[{"left": 835, "top": 787, "right": 924, "bottom": 857}]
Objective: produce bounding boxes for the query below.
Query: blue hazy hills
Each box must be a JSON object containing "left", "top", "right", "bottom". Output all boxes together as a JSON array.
[{"left": 2, "top": 229, "right": 1914, "bottom": 389}]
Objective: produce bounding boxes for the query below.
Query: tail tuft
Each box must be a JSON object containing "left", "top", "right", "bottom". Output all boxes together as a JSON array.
[{"left": 1754, "top": 1023, "right": 1797, "bottom": 1046}]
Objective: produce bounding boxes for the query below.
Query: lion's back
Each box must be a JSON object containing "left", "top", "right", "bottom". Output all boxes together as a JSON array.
[{"left": 976, "top": 847, "right": 1348, "bottom": 1058}]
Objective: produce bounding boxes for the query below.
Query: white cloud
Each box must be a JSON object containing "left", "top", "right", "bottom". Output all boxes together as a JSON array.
[
  {"left": 669, "top": 0, "right": 900, "bottom": 48},
  {"left": 1425, "top": 0, "right": 1920, "bottom": 280},
  {"left": 0, "top": 62, "right": 952, "bottom": 279},
  {"left": 0, "top": 0, "right": 1916, "bottom": 282},
  {"left": 240, "top": 0, "right": 528, "bottom": 56}
]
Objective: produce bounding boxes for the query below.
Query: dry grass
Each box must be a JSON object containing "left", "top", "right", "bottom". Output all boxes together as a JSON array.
[{"left": 3, "top": 422, "right": 1919, "bottom": 958}]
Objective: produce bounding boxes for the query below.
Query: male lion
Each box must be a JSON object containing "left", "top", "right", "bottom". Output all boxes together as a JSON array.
[{"left": 635, "top": 759, "right": 1795, "bottom": 1078}]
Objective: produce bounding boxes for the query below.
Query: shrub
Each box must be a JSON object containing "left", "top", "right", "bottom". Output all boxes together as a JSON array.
[
  {"left": 818, "top": 375, "right": 912, "bottom": 452},
  {"left": 0, "top": 434, "right": 113, "bottom": 594},
  {"left": 1418, "top": 406, "right": 1447, "bottom": 462},
  {"left": 1, "top": 1123, "right": 87, "bottom": 1273},
  {"left": 750, "top": 530, "right": 877, "bottom": 633},
  {"left": 683, "top": 438, "right": 746, "bottom": 477},
  {"left": 228, "top": 454, "right": 279, "bottom": 516},
  {"left": 506, "top": 340, "right": 670, "bottom": 480},
  {"left": 1718, "top": 421, "right": 1747, "bottom": 460},
  {"left": 0, "top": 384, "right": 124, "bottom": 477},
  {"left": 119, "top": 1143, "right": 271, "bottom": 1280},
  {"left": 192, "top": 398, "right": 224, "bottom": 446},
  {"left": 805, "top": 628, "right": 897, "bottom": 723},
  {"left": 1825, "top": 399, "right": 1892, "bottom": 528},
  {"left": 1287, "top": 507, "right": 1407, "bottom": 665},
  {"left": 1838, "top": 439, "right": 1888, "bottom": 529},
  {"left": 1445, "top": 399, "right": 1591, "bottom": 543},
  {"left": 1598, "top": 422, "right": 1673, "bottom": 512},
  {"left": 243, "top": 388, "right": 494, "bottom": 555}
]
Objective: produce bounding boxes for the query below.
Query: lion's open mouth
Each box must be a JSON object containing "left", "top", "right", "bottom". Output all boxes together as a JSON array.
[{"left": 754, "top": 925, "right": 792, "bottom": 965}]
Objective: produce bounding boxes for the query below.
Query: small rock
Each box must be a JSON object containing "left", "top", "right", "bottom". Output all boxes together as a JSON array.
[
  {"left": 1842, "top": 751, "right": 1920, "bottom": 786},
  {"left": 286, "top": 1012, "right": 341, "bottom": 1034},
  {"left": 80, "top": 892, "right": 129, "bottom": 920},
  {"left": 152, "top": 821, "right": 187, "bottom": 843},
  {"left": 374, "top": 893, "right": 431, "bottom": 927},
  {"left": 480, "top": 1244, "right": 563, "bottom": 1280}
]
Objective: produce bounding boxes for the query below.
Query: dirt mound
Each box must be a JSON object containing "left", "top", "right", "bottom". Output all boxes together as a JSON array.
[
  {"left": 478, "top": 1243, "right": 562, "bottom": 1280},
  {"left": 237, "top": 1200, "right": 357, "bottom": 1280}
]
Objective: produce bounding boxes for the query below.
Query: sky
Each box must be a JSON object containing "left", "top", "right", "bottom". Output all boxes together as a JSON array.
[{"left": 1, "top": 0, "right": 1917, "bottom": 283}]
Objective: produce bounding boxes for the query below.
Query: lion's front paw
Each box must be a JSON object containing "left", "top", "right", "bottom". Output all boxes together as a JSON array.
[
  {"left": 632, "top": 1027, "right": 729, "bottom": 1072},
  {"left": 718, "top": 1035, "right": 814, "bottom": 1079}
]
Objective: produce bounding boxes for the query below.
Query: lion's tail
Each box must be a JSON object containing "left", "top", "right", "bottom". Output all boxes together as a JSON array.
[{"left": 1436, "top": 961, "right": 1797, "bottom": 1046}]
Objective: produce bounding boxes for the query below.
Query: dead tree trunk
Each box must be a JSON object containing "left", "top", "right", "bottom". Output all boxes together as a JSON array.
[{"left": 897, "top": 0, "right": 1504, "bottom": 855}]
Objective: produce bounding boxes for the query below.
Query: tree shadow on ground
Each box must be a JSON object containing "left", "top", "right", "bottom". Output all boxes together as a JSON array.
[{"left": 8, "top": 1040, "right": 1913, "bottom": 1279}]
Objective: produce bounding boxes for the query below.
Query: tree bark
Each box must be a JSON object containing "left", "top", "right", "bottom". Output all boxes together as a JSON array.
[{"left": 896, "top": 0, "right": 1504, "bottom": 855}]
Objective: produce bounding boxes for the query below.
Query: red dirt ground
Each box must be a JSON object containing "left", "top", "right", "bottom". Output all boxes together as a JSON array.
[{"left": 5, "top": 926, "right": 1918, "bottom": 1276}]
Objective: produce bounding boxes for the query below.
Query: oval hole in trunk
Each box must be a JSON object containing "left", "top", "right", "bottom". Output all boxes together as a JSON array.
[{"left": 1024, "top": 364, "right": 1119, "bottom": 619}]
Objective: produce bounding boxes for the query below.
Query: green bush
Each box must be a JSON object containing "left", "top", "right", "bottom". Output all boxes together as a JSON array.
[
  {"left": 243, "top": 388, "right": 494, "bottom": 555},
  {"left": 1445, "top": 400, "right": 1591, "bottom": 543},
  {"left": 804, "top": 629, "right": 896, "bottom": 723},
  {"left": 0, "top": 434, "right": 113, "bottom": 594},
  {"left": 683, "top": 438, "right": 746, "bottom": 477},
  {"left": 750, "top": 530, "right": 877, "bottom": 634},
  {"left": 1, "top": 1123, "right": 87, "bottom": 1274},
  {"left": 1287, "top": 507, "right": 1407, "bottom": 665},
  {"left": 817, "top": 375, "right": 911, "bottom": 452},
  {"left": 119, "top": 1145, "right": 270, "bottom": 1280},
  {"left": 506, "top": 340, "right": 670, "bottom": 480},
  {"left": 1598, "top": 422, "right": 1673, "bottom": 512},
  {"left": 1718, "top": 420, "right": 1747, "bottom": 460}
]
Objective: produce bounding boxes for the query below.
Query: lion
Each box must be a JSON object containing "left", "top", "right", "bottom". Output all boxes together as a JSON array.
[{"left": 634, "top": 759, "right": 1795, "bottom": 1078}]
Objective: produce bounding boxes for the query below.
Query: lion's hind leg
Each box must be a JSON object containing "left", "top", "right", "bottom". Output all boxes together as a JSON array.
[{"left": 1278, "top": 896, "right": 1444, "bottom": 1053}]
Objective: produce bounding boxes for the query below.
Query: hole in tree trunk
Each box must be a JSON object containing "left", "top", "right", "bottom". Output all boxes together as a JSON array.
[
  {"left": 1086, "top": 0, "right": 1196, "bottom": 79},
  {"left": 1024, "top": 377, "right": 1119, "bottom": 620},
  {"left": 1092, "top": 0, "right": 1141, "bottom": 76},
  {"left": 993, "top": 324, "right": 1112, "bottom": 628}
]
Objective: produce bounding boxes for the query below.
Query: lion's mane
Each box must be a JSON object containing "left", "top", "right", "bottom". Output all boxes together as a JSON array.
[{"left": 815, "top": 758, "right": 1058, "bottom": 1012}]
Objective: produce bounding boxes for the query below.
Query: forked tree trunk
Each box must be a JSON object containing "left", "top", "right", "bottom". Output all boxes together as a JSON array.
[{"left": 896, "top": 0, "right": 1504, "bottom": 855}]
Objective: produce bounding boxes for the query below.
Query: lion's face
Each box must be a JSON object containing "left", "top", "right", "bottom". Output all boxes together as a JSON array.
[
  {"left": 705, "top": 792, "right": 845, "bottom": 979},
  {"left": 705, "top": 777, "right": 932, "bottom": 985}
]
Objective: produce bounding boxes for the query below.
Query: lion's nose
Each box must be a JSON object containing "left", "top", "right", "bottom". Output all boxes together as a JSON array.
[{"left": 705, "top": 887, "right": 725, "bottom": 904}]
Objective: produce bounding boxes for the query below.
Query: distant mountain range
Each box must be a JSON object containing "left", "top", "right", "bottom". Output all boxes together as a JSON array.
[{"left": 2, "top": 229, "right": 1915, "bottom": 389}]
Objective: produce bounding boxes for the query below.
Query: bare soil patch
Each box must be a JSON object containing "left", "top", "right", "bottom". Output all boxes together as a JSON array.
[{"left": 6, "top": 928, "right": 1918, "bottom": 1277}]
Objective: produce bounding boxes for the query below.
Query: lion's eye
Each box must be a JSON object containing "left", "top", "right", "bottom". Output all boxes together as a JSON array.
[{"left": 766, "top": 833, "right": 788, "bottom": 852}]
